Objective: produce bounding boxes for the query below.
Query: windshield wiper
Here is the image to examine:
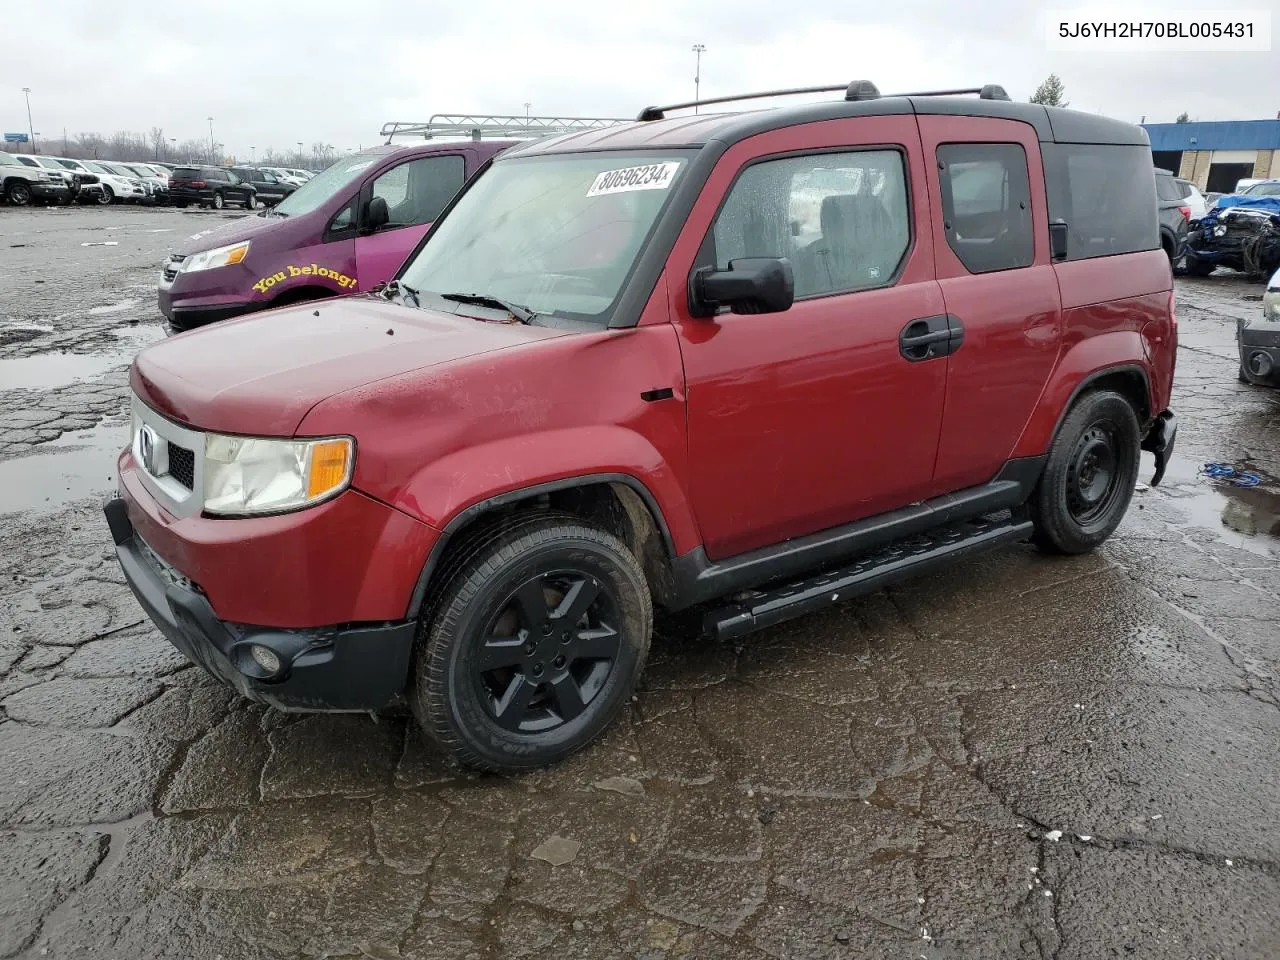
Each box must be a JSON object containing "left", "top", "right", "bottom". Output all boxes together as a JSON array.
[
  {"left": 380, "top": 279, "right": 420, "bottom": 308},
  {"left": 440, "top": 292, "right": 536, "bottom": 324}
]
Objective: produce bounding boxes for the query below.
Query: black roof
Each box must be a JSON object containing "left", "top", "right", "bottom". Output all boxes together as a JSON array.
[{"left": 501, "top": 88, "right": 1148, "bottom": 160}]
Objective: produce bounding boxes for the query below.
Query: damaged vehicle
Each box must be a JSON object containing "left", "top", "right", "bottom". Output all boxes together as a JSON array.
[
  {"left": 1185, "top": 180, "right": 1280, "bottom": 279},
  {"left": 1239, "top": 264, "right": 1280, "bottom": 385}
]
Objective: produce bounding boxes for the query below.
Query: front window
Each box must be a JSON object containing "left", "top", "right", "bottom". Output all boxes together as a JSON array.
[
  {"left": 272, "top": 154, "right": 379, "bottom": 218},
  {"left": 0, "top": 151, "right": 19, "bottom": 167},
  {"left": 400, "top": 151, "right": 691, "bottom": 322}
]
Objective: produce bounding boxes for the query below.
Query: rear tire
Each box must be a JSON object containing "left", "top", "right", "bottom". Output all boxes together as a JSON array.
[
  {"left": 1030, "top": 390, "right": 1141, "bottom": 555},
  {"left": 212, "top": 191, "right": 224, "bottom": 210},
  {"left": 244, "top": 193, "right": 255, "bottom": 210},
  {"left": 411, "top": 514, "right": 652, "bottom": 773}
]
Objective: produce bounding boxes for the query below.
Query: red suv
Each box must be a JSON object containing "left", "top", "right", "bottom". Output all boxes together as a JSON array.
[{"left": 104, "top": 80, "right": 1177, "bottom": 773}]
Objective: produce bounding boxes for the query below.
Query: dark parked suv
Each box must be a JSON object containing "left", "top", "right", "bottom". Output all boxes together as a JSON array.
[
  {"left": 229, "top": 167, "right": 296, "bottom": 205},
  {"left": 1154, "top": 167, "right": 1189, "bottom": 265},
  {"left": 168, "top": 166, "right": 257, "bottom": 210}
]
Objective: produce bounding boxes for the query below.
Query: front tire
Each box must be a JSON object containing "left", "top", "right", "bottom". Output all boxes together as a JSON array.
[
  {"left": 99, "top": 186, "right": 114, "bottom": 205},
  {"left": 1030, "top": 390, "right": 1141, "bottom": 555},
  {"left": 412, "top": 514, "right": 652, "bottom": 773},
  {"left": 5, "top": 182, "right": 31, "bottom": 206},
  {"left": 1184, "top": 253, "right": 1215, "bottom": 277},
  {"left": 244, "top": 193, "right": 255, "bottom": 210}
]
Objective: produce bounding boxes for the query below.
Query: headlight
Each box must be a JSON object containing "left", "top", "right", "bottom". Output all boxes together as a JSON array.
[
  {"left": 183, "top": 241, "right": 251, "bottom": 273},
  {"left": 203, "top": 433, "right": 354, "bottom": 516}
]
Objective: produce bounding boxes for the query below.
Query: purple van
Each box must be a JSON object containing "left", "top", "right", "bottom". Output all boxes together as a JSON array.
[{"left": 157, "top": 141, "right": 513, "bottom": 330}]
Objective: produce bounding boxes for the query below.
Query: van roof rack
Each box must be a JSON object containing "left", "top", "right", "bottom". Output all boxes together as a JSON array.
[
  {"left": 637, "top": 81, "right": 1011, "bottom": 121},
  {"left": 381, "top": 114, "right": 630, "bottom": 144}
]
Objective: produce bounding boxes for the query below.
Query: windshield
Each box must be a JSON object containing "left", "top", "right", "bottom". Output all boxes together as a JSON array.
[
  {"left": 272, "top": 154, "right": 378, "bottom": 217},
  {"left": 103, "top": 162, "right": 133, "bottom": 177},
  {"left": 400, "top": 152, "right": 691, "bottom": 322},
  {"left": 0, "top": 151, "right": 18, "bottom": 166},
  {"left": 1243, "top": 182, "right": 1280, "bottom": 197},
  {"left": 82, "top": 161, "right": 113, "bottom": 176}
]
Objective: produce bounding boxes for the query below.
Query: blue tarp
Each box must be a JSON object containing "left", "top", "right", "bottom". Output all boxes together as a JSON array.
[{"left": 1204, "top": 194, "right": 1280, "bottom": 224}]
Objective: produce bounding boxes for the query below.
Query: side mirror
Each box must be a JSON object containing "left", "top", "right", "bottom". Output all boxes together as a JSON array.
[
  {"left": 362, "top": 196, "right": 390, "bottom": 234},
  {"left": 690, "top": 257, "right": 795, "bottom": 317},
  {"left": 1049, "top": 220, "right": 1069, "bottom": 262}
]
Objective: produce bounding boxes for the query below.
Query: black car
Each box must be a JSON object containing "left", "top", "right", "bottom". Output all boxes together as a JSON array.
[
  {"left": 1154, "top": 167, "right": 1189, "bottom": 265},
  {"left": 228, "top": 167, "right": 296, "bottom": 206},
  {"left": 168, "top": 166, "right": 257, "bottom": 210}
]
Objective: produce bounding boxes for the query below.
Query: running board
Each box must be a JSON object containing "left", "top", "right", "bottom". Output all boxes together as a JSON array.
[{"left": 704, "top": 515, "right": 1033, "bottom": 641}]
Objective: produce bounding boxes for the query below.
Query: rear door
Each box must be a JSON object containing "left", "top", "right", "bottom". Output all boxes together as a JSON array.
[
  {"left": 916, "top": 116, "right": 1062, "bottom": 494},
  {"left": 354, "top": 152, "right": 467, "bottom": 287},
  {"left": 667, "top": 116, "right": 949, "bottom": 559}
]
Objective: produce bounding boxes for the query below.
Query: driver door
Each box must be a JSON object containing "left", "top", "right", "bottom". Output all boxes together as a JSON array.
[{"left": 354, "top": 153, "right": 466, "bottom": 288}]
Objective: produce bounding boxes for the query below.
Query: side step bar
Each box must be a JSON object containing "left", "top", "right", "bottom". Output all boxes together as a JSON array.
[{"left": 704, "top": 515, "right": 1033, "bottom": 641}]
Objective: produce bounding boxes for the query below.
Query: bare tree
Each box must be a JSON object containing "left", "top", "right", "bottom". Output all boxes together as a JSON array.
[
  {"left": 150, "top": 126, "right": 166, "bottom": 160},
  {"left": 75, "top": 132, "right": 106, "bottom": 159},
  {"left": 175, "top": 138, "right": 209, "bottom": 164}
]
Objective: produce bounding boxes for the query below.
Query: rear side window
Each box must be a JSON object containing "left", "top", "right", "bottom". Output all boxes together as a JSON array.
[
  {"left": 371, "top": 154, "right": 465, "bottom": 228},
  {"left": 1174, "top": 178, "right": 1195, "bottom": 199},
  {"left": 937, "top": 143, "right": 1034, "bottom": 274},
  {"left": 1043, "top": 143, "right": 1159, "bottom": 260},
  {"left": 1154, "top": 174, "right": 1183, "bottom": 202},
  {"left": 711, "top": 149, "right": 911, "bottom": 298}
]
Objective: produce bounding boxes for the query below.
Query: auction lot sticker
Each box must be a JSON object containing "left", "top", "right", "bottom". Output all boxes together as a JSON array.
[{"left": 587, "top": 162, "right": 681, "bottom": 197}]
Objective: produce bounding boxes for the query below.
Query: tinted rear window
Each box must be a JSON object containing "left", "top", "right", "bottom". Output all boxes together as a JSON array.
[
  {"left": 1154, "top": 173, "right": 1183, "bottom": 202},
  {"left": 172, "top": 167, "right": 202, "bottom": 179},
  {"left": 1044, "top": 144, "right": 1159, "bottom": 260}
]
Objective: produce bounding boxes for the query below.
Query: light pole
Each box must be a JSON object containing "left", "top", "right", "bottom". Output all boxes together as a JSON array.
[
  {"left": 524, "top": 101, "right": 531, "bottom": 120},
  {"left": 167, "top": 138, "right": 176, "bottom": 161},
  {"left": 296, "top": 141, "right": 303, "bottom": 167},
  {"left": 250, "top": 145, "right": 256, "bottom": 162},
  {"left": 21, "top": 87, "right": 35, "bottom": 153},
  {"left": 207, "top": 116, "right": 215, "bottom": 162},
  {"left": 691, "top": 44, "right": 706, "bottom": 112}
]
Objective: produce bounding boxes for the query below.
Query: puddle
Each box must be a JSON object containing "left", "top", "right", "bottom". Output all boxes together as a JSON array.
[
  {"left": 0, "top": 423, "right": 125, "bottom": 515},
  {"left": 88, "top": 299, "right": 141, "bottom": 316},
  {"left": 0, "top": 320, "right": 55, "bottom": 349},
  {"left": 1140, "top": 453, "right": 1280, "bottom": 556},
  {"left": 0, "top": 353, "right": 127, "bottom": 390}
]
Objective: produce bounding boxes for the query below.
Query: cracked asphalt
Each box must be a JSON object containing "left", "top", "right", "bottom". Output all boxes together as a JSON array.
[{"left": 2, "top": 205, "right": 1279, "bottom": 959}]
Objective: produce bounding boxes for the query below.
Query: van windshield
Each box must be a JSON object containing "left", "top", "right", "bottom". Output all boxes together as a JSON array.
[
  {"left": 272, "top": 155, "right": 378, "bottom": 217},
  {"left": 400, "top": 152, "right": 691, "bottom": 323}
]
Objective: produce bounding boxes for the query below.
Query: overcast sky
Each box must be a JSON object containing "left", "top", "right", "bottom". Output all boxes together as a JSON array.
[{"left": 5, "top": 0, "right": 1277, "bottom": 160}]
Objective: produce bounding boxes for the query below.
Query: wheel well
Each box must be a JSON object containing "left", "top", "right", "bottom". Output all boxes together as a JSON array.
[
  {"left": 1076, "top": 368, "right": 1151, "bottom": 426},
  {"left": 412, "top": 480, "right": 676, "bottom": 619},
  {"left": 270, "top": 285, "right": 336, "bottom": 308}
]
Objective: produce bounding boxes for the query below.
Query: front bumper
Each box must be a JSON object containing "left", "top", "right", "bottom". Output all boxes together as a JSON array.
[
  {"left": 103, "top": 495, "right": 417, "bottom": 711},
  {"left": 1239, "top": 318, "right": 1280, "bottom": 385},
  {"left": 30, "top": 182, "right": 71, "bottom": 202},
  {"left": 1140, "top": 411, "right": 1177, "bottom": 486}
]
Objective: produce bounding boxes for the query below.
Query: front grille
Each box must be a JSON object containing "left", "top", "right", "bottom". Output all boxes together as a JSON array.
[{"left": 168, "top": 444, "right": 195, "bottom": 490}]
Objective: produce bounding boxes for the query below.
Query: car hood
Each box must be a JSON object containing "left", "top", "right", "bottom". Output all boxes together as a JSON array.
[
  {"left": 174, "top": 211, "right": 289, "bottom": 255},
  {"left": 131, "top": 296, "right": 570, "bottom": 436}
]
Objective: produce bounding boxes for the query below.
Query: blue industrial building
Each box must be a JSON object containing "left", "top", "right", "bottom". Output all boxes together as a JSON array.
[{"left": 1142, "top": 119, "right": 1280, "bottom": 193}]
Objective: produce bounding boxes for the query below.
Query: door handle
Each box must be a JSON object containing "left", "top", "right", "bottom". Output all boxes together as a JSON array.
[{"left": 900, "top": 314, "right": 964, "bottom": 362}]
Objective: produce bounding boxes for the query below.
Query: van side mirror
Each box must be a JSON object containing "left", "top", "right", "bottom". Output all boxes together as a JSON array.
[
  {"left": 1049, "top": 220, "right": 1069, "bottom": 261},
  {"left": 362, "top": 196, "right": 390, "bottom": 234},
  {"left": 690, "top": 257, "right": 795, "bottom": 317}
]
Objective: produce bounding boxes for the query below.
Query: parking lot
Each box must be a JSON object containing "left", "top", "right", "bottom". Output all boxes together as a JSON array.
[{"left": 1, "top": 204, "right": 1278, "bottom": 959}]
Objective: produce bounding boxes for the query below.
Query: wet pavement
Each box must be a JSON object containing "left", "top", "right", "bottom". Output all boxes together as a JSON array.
[{"left": 2, "top": 206, "right": 1279, "bottom": 959}]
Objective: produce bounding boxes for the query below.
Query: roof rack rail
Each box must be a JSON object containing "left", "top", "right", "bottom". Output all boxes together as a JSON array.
[
  {"left": 380, "top": 114, "right": 630, "bottom": 144},
  {"left": 637, "top": 81, "right": 1011, "bottom": 121}
]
